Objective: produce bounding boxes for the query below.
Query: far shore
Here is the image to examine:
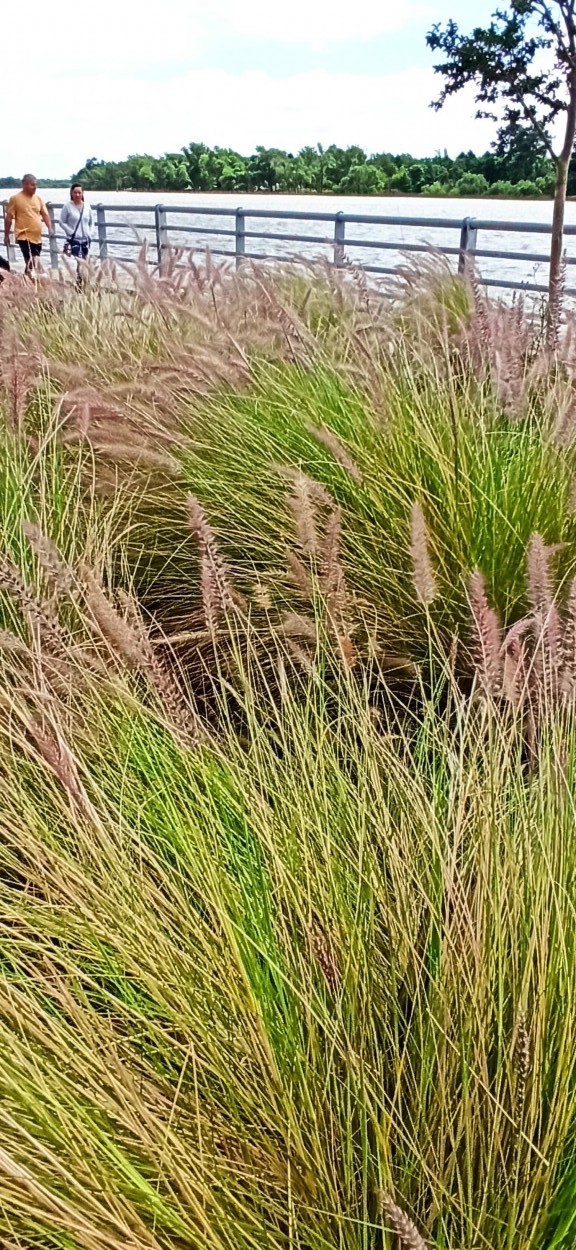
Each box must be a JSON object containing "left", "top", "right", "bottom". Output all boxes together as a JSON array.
[{"left": 0, "top": 185, "right": 570, "bottom": 204}]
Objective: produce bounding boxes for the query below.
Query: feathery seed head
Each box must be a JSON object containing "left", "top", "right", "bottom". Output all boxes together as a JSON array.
[
  {"left": 410, "top": 503, "right": 437, "bottom": 607},
  {"left": 376, "top": 1193, "right": 428, "bottom": 1250}
]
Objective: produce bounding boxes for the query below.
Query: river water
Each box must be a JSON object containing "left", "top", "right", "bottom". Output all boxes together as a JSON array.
[{"left": 2, "top": 189, "right": 575, "bottom": 293}]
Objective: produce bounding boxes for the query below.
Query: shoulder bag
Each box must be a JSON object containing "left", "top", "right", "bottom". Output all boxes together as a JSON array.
[{"left": 63, "top": 204, "right": 85, "bottom": 257}]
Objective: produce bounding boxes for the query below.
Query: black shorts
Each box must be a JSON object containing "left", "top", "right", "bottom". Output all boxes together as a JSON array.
[
  {"left": 18, "top": 240, "right": 42, "bottom": 263},
  {"left": 70, "top": 240, "right": 90, "bottom": 260}
]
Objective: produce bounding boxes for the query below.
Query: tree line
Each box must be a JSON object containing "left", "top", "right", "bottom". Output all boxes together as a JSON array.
[
  {"left": 71, "top": 138, "right": 571, "bottom": 197},
  {"left": 0, "top": 177, "right": 69, "bottom": 189}
]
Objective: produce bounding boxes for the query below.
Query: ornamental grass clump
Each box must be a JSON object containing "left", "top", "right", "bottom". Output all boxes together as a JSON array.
[
  {"left": 0, "top": 594, "right": 574, "bottom": 1247},
  {"left": 1, "top": 260, "right": 576, "bottom": 1248},
  {"left": 9, "top": 256, "right": 576, "bottom": 669}
]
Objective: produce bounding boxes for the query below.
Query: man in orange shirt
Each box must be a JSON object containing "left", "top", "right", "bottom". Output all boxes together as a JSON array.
[{"left": 3, "top": 174, "right": 53, "bottom": 275}]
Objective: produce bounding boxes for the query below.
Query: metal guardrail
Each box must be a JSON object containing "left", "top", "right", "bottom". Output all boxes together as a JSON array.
[{"left": 1, "top": 199, "right": 574, "bottom": 295}]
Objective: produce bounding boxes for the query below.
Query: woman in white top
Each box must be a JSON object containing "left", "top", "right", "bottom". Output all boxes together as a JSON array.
[{"left": 60, "top": 184, "right": 93, "bottom": 279}]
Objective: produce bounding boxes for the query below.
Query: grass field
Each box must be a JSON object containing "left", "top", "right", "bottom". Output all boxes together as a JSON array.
[{"left": 0, "top": 257, "right": 576, "bottom": 1247}]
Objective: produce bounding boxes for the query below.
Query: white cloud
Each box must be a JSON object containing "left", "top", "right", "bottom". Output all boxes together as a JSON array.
[
  {"left": 3, "top": 0, "right": 202, "bottom": 74},
  {"left": 0, "top": 66, "right": 497, "bottom": 177},
  {"left": 0, "top": 0, "right": 500, "bottom": 177},
  {"left": 206, "top": 0, "right": 429, "bottom": 41},
  {"left": 5, "top": 0, "right": 428, "bottom": 76}
]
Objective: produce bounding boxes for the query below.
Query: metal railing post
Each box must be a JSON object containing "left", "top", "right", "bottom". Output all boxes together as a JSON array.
[
  {"left": 334, "top": 212, "right": 346, "bottom": 268},
  {"left": 96, "top": 204, "right": 108, "bottom": 259},
  {"left": 0, "top": 202, "right": 13, "bottom": 267},
  {"left": 155, "top": 204, "right": 169, "bottom": 271},
  {"left": 235, "top": 208, "right": 246, "bottom": 268},
  {"left": 458, "top": 216, "right": 478, "bottom": 274},
  {"left": 47, "top": 204, "right": 59, "bottom": 270}
]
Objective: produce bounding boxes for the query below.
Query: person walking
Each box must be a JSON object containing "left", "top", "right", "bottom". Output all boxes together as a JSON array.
[
  {"left": 60, "top": 184, "right": 93, "bottom": 283},
  {"left": 3, "top": 175, "right": 53, "bottom": 275}
]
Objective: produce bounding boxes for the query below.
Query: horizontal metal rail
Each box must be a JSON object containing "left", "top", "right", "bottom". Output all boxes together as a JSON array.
[
  {"left": 2, "top": 197, "right": 574, "bottom": 296},
  {"left": 97, "top": 219, "right": 158, "bottom": 230},
  {"left": 475, "top": 217, "right": 576, "bottom": 235},
  {"left": 25, "top": 198, "right": 576, "bottom": 232},
  {"left": 168, "top": 224, "right": 236, "bottom": 237},
  {"left": 473, "top": 246, "right": 576, "bottom": 265},
  {"left": 344, "top": 236, "right": 461, "bottom": 255},
  {"left": 244, "top": 228, "right": 332, "bottom": 245}
]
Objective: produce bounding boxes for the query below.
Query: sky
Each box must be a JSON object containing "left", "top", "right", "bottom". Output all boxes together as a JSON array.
[{"left": 1, "top": 0, "right": 505, "bottom": 177}]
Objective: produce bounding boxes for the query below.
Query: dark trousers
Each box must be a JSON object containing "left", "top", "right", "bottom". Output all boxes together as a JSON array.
[
  {"left": 70, "top": 240, "right": 90, "bottom": 260},
  {"left": 18, "top": 240, "right": 42, "bottom": 265}
]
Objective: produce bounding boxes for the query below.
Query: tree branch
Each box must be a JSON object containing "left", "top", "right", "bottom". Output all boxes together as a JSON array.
[{"left": 518, "top": 101, "right": 558, "bottom": 157}]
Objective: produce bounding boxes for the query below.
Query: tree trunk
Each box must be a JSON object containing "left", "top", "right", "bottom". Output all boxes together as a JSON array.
[
  {"left": 548, "top": 156, "right": 569, "bottom": 320},
  {"left": 548, "top": 68, "right": 576, "bottom": 343}
]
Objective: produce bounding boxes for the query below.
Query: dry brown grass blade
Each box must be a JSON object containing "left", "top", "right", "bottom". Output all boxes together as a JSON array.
[
  {"left": 320, "top": 507, "right": 356, "bottom": 669},
  {"left": 22, "top": 521, "right": 76, "bottom": 595},
  {"left": 0, "top": 334, "right": 44, "bottom": 433},
  {"left": 468, "top": 570, "right": 503, "bottom": 697},
  {"left": 186, "top": 495, "right": 235, "bottom": 633},
  {"left": 81, "top": 567, "right": 202, "bottom": 746},
  {"left": 309, "top": 424, "right": 362, "bottom": 483}
]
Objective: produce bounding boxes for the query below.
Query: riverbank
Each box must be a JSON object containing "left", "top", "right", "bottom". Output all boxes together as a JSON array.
[
  {"left": 2, "top": 182, "right": 559, "bottom": 201},
  {"left": 60, "top": 185, "right": 560, "bottom": 200}
]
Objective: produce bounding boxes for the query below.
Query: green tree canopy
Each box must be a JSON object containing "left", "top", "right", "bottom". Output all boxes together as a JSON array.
[
  {"left": 427, "top": 0, "right": 576, "bottom": 311},
  {"left": 72, "top": 136, "right": 563, "bottom": 201}
]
